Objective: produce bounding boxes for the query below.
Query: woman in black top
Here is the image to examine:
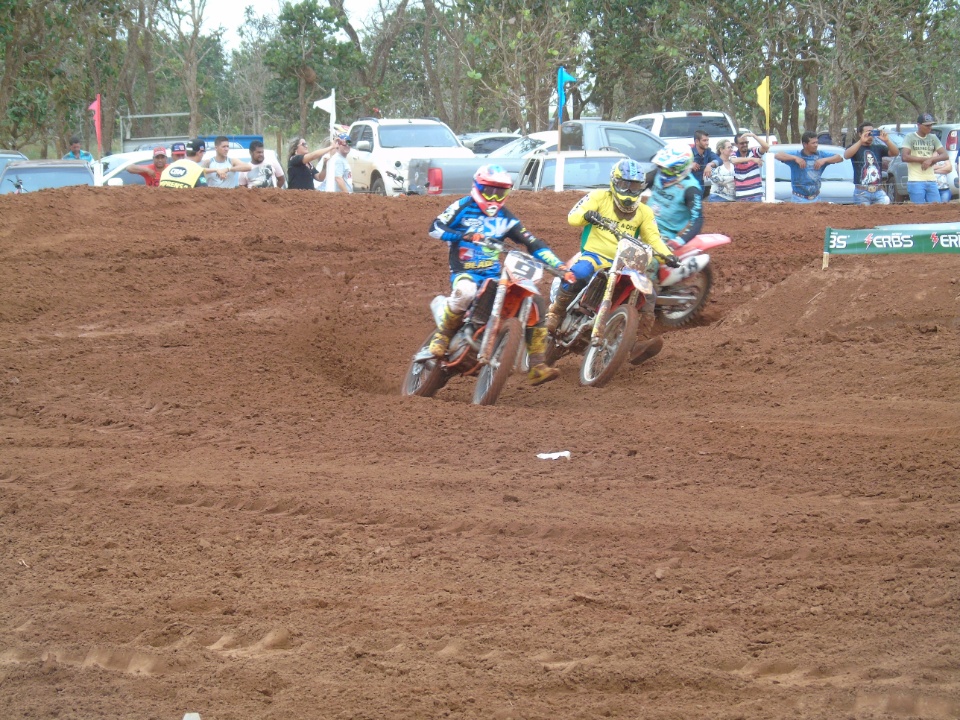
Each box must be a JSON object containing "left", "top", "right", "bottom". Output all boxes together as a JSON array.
[{"left": 286, "top": 138, "right": 334, "bottom": 190}]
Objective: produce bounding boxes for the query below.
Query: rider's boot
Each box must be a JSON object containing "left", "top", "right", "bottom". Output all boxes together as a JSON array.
[
  {"left": 629, "top": 308, "right": 663, "bottom": 365},
  {"left": 545, "top": 289, "right": 575, "bottom": 334},
  {"left": 428, "top": 304, "right": 464, "bottom": 358},
  {"left": 526, "top": 326, "right": 560, "bottom": 386}
]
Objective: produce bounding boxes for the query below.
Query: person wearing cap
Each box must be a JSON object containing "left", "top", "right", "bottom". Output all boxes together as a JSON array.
[
  {"left": 62, "top": 135, "right": 94, "bottom": 162},
  {"left": 843, "top": 123, "right": 900, "bottom": 205},
  {"left": 774, "top": 131, "right": 843, "bottom": 203},
  {"left": 159, "top": 138, "right": 208, "bottom": 189},
  {"left": 901, "top": 113, "right": 949, "bottom": 204},
  {"left": 286, "top": 137, "right": 335, "bottom": 190},
  {"left": 322, "top": 133, "right": 353, "bottom": 193},
  {"left": 171, "top": 142, "right": 187, "bottom": 159},
  {"left": 201, "top": 135, "right": 252, "bottom": 188},
  {"left": 125, "top": 147, "right": 169, "bottom": 187}
]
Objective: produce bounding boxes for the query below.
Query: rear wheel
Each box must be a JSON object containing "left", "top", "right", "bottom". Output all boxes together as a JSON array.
[
  {"left": 400, "top": 333, "right": 447, "bottom": 398},
  {"left": 472, "top": 318, "right": 523, "bottom": 406},
  {"left": 580, "top": 305, "right": 638, "bottom": 388},
  {"left": 657, "top": 264, "right": 712, "bottom": 327}
]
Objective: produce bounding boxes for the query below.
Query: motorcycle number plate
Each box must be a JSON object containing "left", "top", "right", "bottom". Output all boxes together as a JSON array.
[{"left": 504, "top": 252, "right": 543, "bottom": 282}]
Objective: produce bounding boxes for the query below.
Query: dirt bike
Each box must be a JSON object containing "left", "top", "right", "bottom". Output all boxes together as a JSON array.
[
  {"left": 546, "top": 216, "right": 667, "bottom": 388},
  {"left": 401, "top": 240, "right": 563, "bottom": 406},
  {"left": 654, "top": 232, "right": 731, "bottom": 326}
]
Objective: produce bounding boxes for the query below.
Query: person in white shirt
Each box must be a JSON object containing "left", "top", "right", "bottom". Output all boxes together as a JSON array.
[
  {"left": 201, "top": 136, "right": 252, "bottom": 188},
  {"left": 239, "top": 140, "right": 285, "bottom": 189},
  {"left": 323, "top": 133, "right": 353, "bottom": 193}
]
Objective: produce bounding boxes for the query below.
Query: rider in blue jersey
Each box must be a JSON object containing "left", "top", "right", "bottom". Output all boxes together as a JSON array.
[
  {"left": 428, "top": 165, "right": 570, "bottom": 386},
  {"left": 646, "top": 146, "right": 704, "bottom": 246}
]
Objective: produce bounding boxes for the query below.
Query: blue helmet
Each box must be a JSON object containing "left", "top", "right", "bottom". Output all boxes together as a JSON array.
[{"left": 609, "top": 159, "right": 646, "bottom": 212}]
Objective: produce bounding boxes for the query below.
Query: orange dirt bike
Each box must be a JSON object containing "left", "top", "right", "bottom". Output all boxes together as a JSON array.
[
  {"left": 401, "top": 240, "right": 564, "bottom": 406},
  {"left": 546, "top": 216, "right": 669, "bottom": 388}
]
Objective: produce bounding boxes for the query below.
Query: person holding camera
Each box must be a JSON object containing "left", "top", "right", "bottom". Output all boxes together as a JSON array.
[{"left": 843, "top": 122, "right": 899, "bottom": 205}]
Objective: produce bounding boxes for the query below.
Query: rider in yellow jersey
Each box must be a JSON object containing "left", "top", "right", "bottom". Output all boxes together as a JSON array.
[
  {"left": 546, "top": 159, "right": 678, "bottom": 365},
  {"left": 159, "top": 138, "right": 209, "bottom": 189}
]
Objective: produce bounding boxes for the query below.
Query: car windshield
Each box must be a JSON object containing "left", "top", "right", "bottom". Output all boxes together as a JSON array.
[
  {"left": 378, "top": 124, "right": 460, "bottom": 148},
  {"left": 0, "top": 166, "right": 93, "bottom": 193},
  {"left": 0, "top": 155, "right": 26, "bottom": 177},
  {"left": 488, "top": 136, "right": 548, "bottom": 158},
  {"left": 542, "top": 157, "right": 620, "bottom": 189},
  {"left": 659, "top": 116, "right": 735, "bottom": 138}
]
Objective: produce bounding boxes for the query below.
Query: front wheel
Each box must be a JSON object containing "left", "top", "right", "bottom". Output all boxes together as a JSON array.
[
  {"left": 580, "top": 305, "right": 638, "bottom": 388},
  {"left": 472, "top": 318, "right": 523, "bottom": 406},
  {"left": 657, "top": 264, "right": 713, "bottom": 327},
  {"left": 400, "top": 333, "right": 447, "bottom": 398}
]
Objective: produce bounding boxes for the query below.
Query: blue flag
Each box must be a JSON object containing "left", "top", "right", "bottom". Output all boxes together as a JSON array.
[{"left": 557, "top": 66, "right": 577, "bottom": 120}]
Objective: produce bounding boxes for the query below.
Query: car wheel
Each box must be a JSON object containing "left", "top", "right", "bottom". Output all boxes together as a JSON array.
[{"left": 371, "top": 176, "right": 386, "bottom": 195}]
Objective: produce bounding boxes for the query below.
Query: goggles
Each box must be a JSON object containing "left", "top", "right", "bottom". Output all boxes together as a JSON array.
[
  {"left": 478, "top": 184, "right": 509, "bottom": 202},
  {"left": 613, "top": 178, "right": 644, "bottom": 193}
]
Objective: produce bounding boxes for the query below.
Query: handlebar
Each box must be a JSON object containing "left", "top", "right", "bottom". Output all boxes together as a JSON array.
[
  {"left": 475, "top": 237, "right": 569, "bottom": 279},
  {"left": 588, "top": 215, "right": 673, "bottom": 263}
]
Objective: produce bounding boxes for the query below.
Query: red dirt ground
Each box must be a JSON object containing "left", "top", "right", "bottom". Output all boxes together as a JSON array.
[{"left": 1, "top": 187, "right": 958, "bottom": 720}]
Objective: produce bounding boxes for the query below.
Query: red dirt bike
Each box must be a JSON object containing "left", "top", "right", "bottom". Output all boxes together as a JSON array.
[
  {"left": 654, "top": 232, "right": 731, "bottom": 326},
  {"left": 546, "top": 216, "right": 666, "bottom": 388},
  {"left": 401, "top": 240, "right": 563, "bottom": 406}
]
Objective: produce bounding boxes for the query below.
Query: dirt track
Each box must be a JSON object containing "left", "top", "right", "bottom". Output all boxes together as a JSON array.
[{"left": 1, "top": 187, "right": 959, "bottom": 720}]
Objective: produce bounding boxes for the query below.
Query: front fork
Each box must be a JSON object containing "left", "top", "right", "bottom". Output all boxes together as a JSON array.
[
  {"left": 590, "top": 260, "right": 623, "bottom": 345},
  {"left": 477, "top": 273, "right": 510, "bottom": 364}
]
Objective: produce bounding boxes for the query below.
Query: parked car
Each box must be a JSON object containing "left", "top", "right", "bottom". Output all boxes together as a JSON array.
[
  {"left": 558, "top": 119, "right": 666, "bottom": 163},
  {"left": 0, "top": 159, "right": 94, "bottom": 194},
  {"left": 458, "top": 132, "right": 520, "bottom": 155},
  {"left": 406, "top": 131, "right": 558, "bottom": 196},
  {"left": 345, "top": 117, "right": 474, "bottom": 195},
  {"left": 627, "top": 111, "right": 737, "bottom": 150},
  {"left": 763, "top": 144, "right": 856, "bottom": 204},
  {"left": 886, "top": 123, "right": 959, "bottom": 202},
  {"left": 514, "top": 150, "right": 632, "bottom": 192},
  {"left": 0, "top": 149, "right": 28, "bottom": 178}
]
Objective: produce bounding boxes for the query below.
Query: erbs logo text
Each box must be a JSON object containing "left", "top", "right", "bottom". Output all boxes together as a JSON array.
[
  {"left": 931, "top": 232, "right": 960, "bottom": 249},
  {"left": 864, "top": 232, "right": 913, "bottom": 249}
]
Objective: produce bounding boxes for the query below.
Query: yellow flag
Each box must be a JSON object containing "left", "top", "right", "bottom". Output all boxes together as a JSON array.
[{"left": 756, "top": 76, "right": 771, "bottom": 134}]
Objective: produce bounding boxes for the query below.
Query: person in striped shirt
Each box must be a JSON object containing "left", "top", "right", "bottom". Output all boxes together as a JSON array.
[{"left": 731, "top": 132, "right": 771, "bottom": 202}]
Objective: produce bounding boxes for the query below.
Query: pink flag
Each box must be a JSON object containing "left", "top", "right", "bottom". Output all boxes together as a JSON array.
[{"left": 88, "top": 95, "right": 102, "bottom": 157}]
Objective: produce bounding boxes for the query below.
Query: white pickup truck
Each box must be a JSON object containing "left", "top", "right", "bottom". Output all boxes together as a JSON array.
[{"left": 345, "top": 117, "right": 475, "bottom": 196}]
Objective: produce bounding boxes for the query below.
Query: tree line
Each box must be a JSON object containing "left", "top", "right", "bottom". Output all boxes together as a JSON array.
[{"left": 2, "top": 0, "right": 958, "bottom": 156}]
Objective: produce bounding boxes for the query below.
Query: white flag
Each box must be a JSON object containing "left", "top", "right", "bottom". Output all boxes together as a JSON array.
[{"left": 313, "top": 89, "right": 336, "bottom": 132}]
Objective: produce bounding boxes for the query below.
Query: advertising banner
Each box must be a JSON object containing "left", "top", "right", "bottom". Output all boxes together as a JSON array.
[{"left": 822, "top": 226, "right": 960, "bottom": 268}]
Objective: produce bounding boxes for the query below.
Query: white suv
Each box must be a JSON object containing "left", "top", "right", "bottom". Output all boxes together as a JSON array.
[
  {"left": 346, "top": 118, "right": 475, "bottom": 196},
  {"left": 627, "top": 111, "right": 738, "bottom": 150}
]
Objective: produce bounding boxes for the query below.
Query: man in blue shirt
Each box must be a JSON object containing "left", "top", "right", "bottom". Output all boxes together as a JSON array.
[
  {"left": 62, "top": 135, "right": 94, "bottom": 162},
  {"left": 774, "top": 131, "right": 843, "bottom": 203},
  {"left": 691, "top": 130, "right": 721, "bottom": 197}
]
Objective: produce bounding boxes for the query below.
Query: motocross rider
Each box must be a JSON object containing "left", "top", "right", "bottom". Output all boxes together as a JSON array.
[
  {"left": 428, "top": 164, "right": 571, "bottom": 386},
  {"left": 647, "top": 146, "right": 704, "bottom": 247},
  {"left": 546, "top": 159, "right": 679, "bottom": 365}
]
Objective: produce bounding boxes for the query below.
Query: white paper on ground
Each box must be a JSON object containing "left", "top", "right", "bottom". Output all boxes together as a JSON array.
[{"left": 536, "top": 451, "right": 571, "bottom": 460}]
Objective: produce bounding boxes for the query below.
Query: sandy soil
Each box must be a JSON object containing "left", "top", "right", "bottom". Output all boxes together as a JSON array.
[{"left": 1, "top": 186, "right": 958, "bottom": 720}]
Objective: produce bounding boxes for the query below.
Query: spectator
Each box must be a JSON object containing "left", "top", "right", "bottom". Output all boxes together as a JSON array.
[
  {"left": 707, "top": 140, "right": 736, "bottom": 202},
  {"left": 201, "top": 136, "right": 252, "bottom": 188},
  {"left": 901, "top": 113, "right": 949, "bottom": 204},
  {"left": 691, "top": 129, "right": 721, "bottom": 197},
  {"left": 239, "top": 140, "right": 285, "bottom": 189},
  {"left": 322, "top": 133, "right": 353, "bottom": 193},
  {"left": 933, "top": 160, "right": 952, "bottom": 203},
  {"left": 125, "top": 146, "right": 168, "bottom": 187},
  {"left": 774, "top": 131, "right": 843, "bottom": 203},
  {"left": 843, "top": 123, "right": 899, "bottom": 205},
  {"left": 731, "top": 132, "right": 770, "bottom": 202},
  {"left": 286, "top": 137, "right": 334, "bottom": 190},
  {"left": 171, "top": 142, "right": 187, "bottom": 160},
  {"left": 62, "top": 135, "right": 94, "bottom": 162},
  {"left": 159, "top": 138, "right": 208, "bottom": 188}
]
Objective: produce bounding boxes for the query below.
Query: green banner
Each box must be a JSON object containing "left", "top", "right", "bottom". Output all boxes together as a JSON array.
[{"left": 824, "top": 226, "right": 960, "bottom": 255}]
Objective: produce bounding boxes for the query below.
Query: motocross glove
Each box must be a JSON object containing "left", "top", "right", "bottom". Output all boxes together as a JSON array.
[
  {"left": 533, "top": 247, "right": 563, "bottom": 268},
  {"left": 584, "top": 210, "right": 602, "bottom": 225},
  {"left": 463, "top": 232, "right": 486, "bottom": 245},
  {"left": 664, "top": 254, "right": 681, "bottom": 269}
]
